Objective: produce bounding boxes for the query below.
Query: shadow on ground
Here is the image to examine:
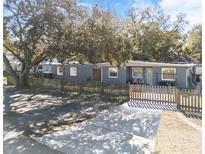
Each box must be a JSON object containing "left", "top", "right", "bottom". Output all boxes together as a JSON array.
[
  {"left": 4, "top": 119, "right": 63, "bottom": 154},
  {"left": 3, "top": 86, "right": 126, "bottom": 138},
  {"left": 127, "top": 101, "right": 202, "bottom": 119},
  {"left": 37, "top": 103, "right": 161, "bottom": 154},
  {"left": 179, "top": 109, "right": 202, "bottom": 119}
]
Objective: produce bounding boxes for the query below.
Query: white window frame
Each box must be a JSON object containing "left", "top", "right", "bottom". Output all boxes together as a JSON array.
[
  {"left": 109, "top": 67, "right": 118, "bottom": 78},
  {"left": 57, "top": 66, "right": 64, "bottom": 76},
  {"left": 161, "top": 68, "right": 176, "bottom": 81},
  {"left": 70, "top": 67, "right": 77, "bottom": 76},
  {"left": 132, "top": 67, "right": 143, "bottom": 78}
]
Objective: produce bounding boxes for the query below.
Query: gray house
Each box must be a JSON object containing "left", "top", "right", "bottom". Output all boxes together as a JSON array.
[
  {"left": 98, "top": 61, "right": 196, "bottom": 88},
  {"left": 40, "top": 62, "right": 95, "bottom": 82},
  {"left": 40, "top": 60, "right": 196, "bottom": 88}
]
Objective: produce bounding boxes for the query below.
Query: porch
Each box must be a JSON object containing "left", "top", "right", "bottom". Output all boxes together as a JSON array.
[{"left": 126, "top": 66, "right": 177, "bottom": 86}]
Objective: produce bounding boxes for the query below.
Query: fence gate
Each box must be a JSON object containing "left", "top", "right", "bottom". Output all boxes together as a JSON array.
[{"left": 129, "top": 84, "right": 178, "bottom": 104}]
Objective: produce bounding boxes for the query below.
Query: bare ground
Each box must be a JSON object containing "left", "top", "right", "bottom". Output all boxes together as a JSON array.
[
  {"left": 154, "top": 111, "right": 202, "bottom": 154},
  {"left": 3, "top": 86, "right": 126, "bottom": 138},
  {"left": 188, "top": 118, "right": 202, "bottom": 127},
  {"left": 4, "top": 86, "right": 202, "bottom": 154}
]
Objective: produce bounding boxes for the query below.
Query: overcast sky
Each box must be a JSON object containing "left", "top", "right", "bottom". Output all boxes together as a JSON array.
[{"left": 78, "top": 0, "right": 202, "bottom": 30}]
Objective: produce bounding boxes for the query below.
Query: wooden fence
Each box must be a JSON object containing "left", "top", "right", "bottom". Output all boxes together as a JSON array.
[
  {"left": 178, "top": 89, "right": 202, "bottom": 112},
  {"left": 27, "top": 77, "right": 202, "bottom": 112},
  {"left": 27, "top": 76, "right": 129, "bottom": 98},
  {"left": 129, "top": 84, "right": 178, "bottom": 104},
  {"left": 129, "top": 84, "right": 202, "bottom": 112}
]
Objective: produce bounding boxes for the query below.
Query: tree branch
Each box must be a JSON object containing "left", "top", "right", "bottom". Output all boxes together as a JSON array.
[{"left": 3, "top": 44, "right": 23, "bottom": 62}]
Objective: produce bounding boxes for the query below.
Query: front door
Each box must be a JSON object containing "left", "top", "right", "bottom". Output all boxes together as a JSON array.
[
  {"left": 146, "top": 68, "right": 153, "bottom": 85},
  {"left": 93, "top": 68, "right": 101, "bottom": 81}
]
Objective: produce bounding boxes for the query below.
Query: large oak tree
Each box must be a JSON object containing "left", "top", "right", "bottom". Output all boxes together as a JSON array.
[{"left": 3, "top": 0, "right": 83, "bottom": 87}]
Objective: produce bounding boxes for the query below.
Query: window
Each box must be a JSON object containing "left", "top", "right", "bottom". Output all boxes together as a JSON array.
[
  {"left": 132, "top": 67, "right": 143, "bottom": 78},
  {"left": 43, "top": 65, "right": 52, "bottom": 73},
  {"left": 161, "top": 68, "right": 176, "bottom": 81},
  {"left": 57, "top": 66, "right": 64, "bottom": 75},
  {"left": 109, "top": 67, "right": 118, "bottom": 78},
  {"left": 70, "top": 67, "right": 77, "bottom": 76}
]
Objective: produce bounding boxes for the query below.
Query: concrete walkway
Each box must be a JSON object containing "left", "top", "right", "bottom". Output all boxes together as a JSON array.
[{"left": 36, "top": 102, "right": 162, "bottom": 154}]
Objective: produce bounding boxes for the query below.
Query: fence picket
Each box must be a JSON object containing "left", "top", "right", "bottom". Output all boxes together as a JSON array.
[
  {"left": 28, "top": 77, "right": 201, "bottom": 112},
  {"left": 129, "top": 84, "right": 201, "bottom": 112},
  {"left": 198, "top": 95, "right": 201, "bottom": 112}
]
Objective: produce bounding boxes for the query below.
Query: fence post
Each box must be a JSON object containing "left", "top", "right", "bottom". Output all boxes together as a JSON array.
[
  {"left": 121, "top": 83, "right": 124, "bottom": 95},
  {"left": 101, "top": 83, "right": 104, "bottom": 94},
  {"left": 60, "top": 79, "right": 64, "bottom": 91},
  {"left": 75, "top": 81, "right": 77, "bottom": 92},
  {"left": 79, "top": 81, "right": 83, "bottom": 93},
  {"left": 176, "top": 88, "right": 180, "bottom": 110},
  {"left": 129, "top": 84, "right": 131, "bottom": 101}
]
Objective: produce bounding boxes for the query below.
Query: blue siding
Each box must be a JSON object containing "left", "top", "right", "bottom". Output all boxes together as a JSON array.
[
  {"left": 127, "top": 66, "right": 189, "bottom": 88},
  {"left": 152, "top": 67, "right": 188, "bottom": 88},
  {"left": 101, "top": 66, "right": 127, "bottom": 84},
  {"left": 50, "top": 64, "right": 94, "bottom": 82},
  {"left": 43, "top": 63, "right": 192, "bottom": 88}
]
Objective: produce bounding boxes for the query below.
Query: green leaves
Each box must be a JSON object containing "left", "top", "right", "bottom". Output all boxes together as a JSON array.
[
  {"left": 3, "top": 0, "right": 201, "bottom": 69},
  {"left": 183, "top": 25, "right": 202, "bottom": 62},
  {"left": 126, "top": 6, "right": 191, "bottom": 62}
]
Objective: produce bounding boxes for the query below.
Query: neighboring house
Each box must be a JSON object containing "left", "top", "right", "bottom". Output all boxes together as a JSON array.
[{"left": 40, "top": 61, "right": 95, "bottom": 82}]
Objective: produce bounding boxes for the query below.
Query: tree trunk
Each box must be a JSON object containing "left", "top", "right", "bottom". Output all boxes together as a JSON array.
[
  {"left": 3, "top": 54, "right": 19, "bottom": 87},
  {"left": 3, "top": 53, "right": 31, "bottom": 88},
  {"left": 16, "top": 73, "right": 28, "bottom": 88}
]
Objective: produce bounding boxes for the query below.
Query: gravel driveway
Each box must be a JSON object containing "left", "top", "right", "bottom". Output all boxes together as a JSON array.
[{"left": 36, "top": 102, "right": 162, "bottom": 154}]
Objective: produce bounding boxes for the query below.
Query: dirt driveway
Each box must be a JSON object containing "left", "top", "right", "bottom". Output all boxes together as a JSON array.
[{"left": 154, "top": 111, "right": 202, "bottom": 154}]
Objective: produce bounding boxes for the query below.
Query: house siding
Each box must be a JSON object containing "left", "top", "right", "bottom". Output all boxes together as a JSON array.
[
  {"left": 144, "top": 67, "right": 153, "bottom": 84},
  {"left": 186, "top": 67, "right": 194, "bottom": 88},
  {"left": 101, "top": 66, "right": 127, "bottom": 84},
  {"left": 127, "top": 66, "right": 189, "bottom": 88},
  {"left": 51, "top": 64, "right": 94, "bottom": 81},
  {"left": 126, "top": 67, "right": 132, "bottom": 81},
  {"left": 43, "top": 62, "right": 192, "bottom": 88},
  {"left": 176, "top": 67, "right": 188, "bottom": 88},
  {"left": 152, "top": 66, "right": 188, "bottom": 88}
]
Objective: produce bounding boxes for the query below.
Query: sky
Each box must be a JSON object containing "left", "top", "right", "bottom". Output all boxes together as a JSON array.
[{"left": 77, "top": 0, "right": 202, "bottom": 29}]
